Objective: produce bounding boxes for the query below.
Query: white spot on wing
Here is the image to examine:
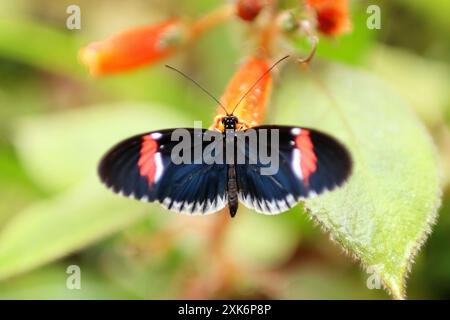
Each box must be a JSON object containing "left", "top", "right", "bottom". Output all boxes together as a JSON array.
[
  {"left": 239, "top": 194, "right": 253, "bottom": 209},
  {"left": 286, "top": 194, "right": 296, "bottom": 206},
  {"left": 194, "top": 201, "right": 205, "bottom": 213},
  {"left": 266, "top": 200, "right": 277, "bottom": 213},
  {"left": 183, "top": 202, "right": 193, "bottom": 212},
  {"left": 172, "top": 201, "right": 182, "bottom": 211},
  {"left": 276, "top": 199, "right": 289, "bottom": 212},
  {"left": 238, "top": 193, "right": 299, "bottom": 215},
  {"left": 291, "top": 128, "right": 301, "bottom": 135},
  {"left": 153, "top": 152, "right": 164, "bottom": 183},
  {"left": 292, "top": 149, "right": 303, "bottom": 180},
  {"left": 151, "top": 132, "right": 162, "bottom": 140},
  {"left": 308, "top": 190, "right": 318, "bottom": 198},
  {"left": 162, "top": 197, "right": 171, "bottom": 207},
  {"left": 159, "top": 195, "right": 226, "bottom": 215}
]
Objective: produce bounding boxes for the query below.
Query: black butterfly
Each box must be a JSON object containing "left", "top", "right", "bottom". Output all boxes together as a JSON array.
[{"left": 98, "top": 56, "right": 352, "bottom": 217}]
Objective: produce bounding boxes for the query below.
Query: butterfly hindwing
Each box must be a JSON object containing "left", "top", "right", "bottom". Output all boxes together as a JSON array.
[
  {"left": 98, "top": 129, "right": 228, "bottom": 215},
  {"left": 235, "top": 125, "right": 352, "bottom": 214}
]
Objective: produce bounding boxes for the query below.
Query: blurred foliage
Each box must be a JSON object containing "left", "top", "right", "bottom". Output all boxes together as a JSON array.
[
  {"left": 274, "top": 62, "right": 440, "bottom": 299},
  {"left": 0, "top": 0, "right": 449, "bottom": 299}
]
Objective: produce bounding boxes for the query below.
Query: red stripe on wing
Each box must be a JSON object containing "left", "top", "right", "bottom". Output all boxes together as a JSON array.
[
  {"left": 295, "top": 129, "right": 317, "bottom": 186},
  {"left": 138, "top": 135, "right": 158, "bottom": 187}
]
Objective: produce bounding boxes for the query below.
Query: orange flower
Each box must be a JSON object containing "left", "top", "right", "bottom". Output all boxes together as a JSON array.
[
  {"left": 307, "top": 0, "right": 351, "bottom": 36},
  {"left": 79, "top": 20, "right": 187, "bottom": 76},
  {"left": 212, "top": 57, "right": 272, "bottom": 130}
]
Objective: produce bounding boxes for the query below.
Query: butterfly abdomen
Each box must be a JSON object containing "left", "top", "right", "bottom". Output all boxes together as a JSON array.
[{"left": 227, "top": 164, "right": 239, "bottom": 217}]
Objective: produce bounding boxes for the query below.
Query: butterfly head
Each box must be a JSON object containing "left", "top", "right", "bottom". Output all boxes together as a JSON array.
[{"left": 221, "top": 115, "right": 238, "bottom": 130}]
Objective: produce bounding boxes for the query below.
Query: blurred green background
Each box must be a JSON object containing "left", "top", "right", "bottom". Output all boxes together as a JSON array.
[{"left": 0, "top": 0, "right": 449, "bottom": 299}]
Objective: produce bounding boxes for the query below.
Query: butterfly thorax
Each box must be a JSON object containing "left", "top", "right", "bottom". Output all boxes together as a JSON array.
[{"left": 219, "top": 115, "right": 239, "bottom": 217}]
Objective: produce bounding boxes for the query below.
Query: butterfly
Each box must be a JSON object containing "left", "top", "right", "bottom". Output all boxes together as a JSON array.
[{"left": 98, "top": 56, "right": 352, "bottom": 217}]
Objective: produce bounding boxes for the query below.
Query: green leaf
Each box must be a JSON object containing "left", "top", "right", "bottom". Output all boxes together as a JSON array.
[
  {"left": 0, "top": 143, "right": 43, "bottom": 226},
  {"left": 273, "top": 62, "right": 441, "bottom": 299},
  {"left": 286, "top": 266, "right": 388, "bottom": 299},
  {"left": 223, "top": 209, "right": 303, "bottom": 268},
  {"left": 0, "top": 263, "right": 139, "bottom": 299},
  {"left": 0, "top": 18, "right": 82, "bottom": 76},
  {"left": 0, "top": 18, "right": 216, "bottom": 114},
  {"left": 0, "top": 103, "right": 188, "bottom": 280},
  {"left": 364, "top": 45, "right": 450, "bottom": 127},
  {"left": 0, "top": 178, "right": 158, "bottom": 281},
  {"left": 397, "top": 0, "right": 450, "bottom": 33},
  {"left": 13, "top": 103, "right": 189, "bottom": 192}
]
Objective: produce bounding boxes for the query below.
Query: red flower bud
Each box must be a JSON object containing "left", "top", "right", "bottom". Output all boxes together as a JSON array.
[
  {"left": 79, "top": 20, "right": 187, "bottom": 76},
  {"left": 237, "top": 0, "right": 264, "bottom": 22},
  {"left": 307, "top": 0, "right": 351, "bottom": 36}
]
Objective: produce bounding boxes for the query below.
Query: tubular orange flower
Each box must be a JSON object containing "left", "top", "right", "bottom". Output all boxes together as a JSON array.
[
  {"left": 212, "top": 57, "right": 272, "bottom": 130},
  {"left": 307, "top": 0, "right": 351, "bottom": 36},
  {"left": 79, "top": 20, "right": 187, "bottom": 76}
]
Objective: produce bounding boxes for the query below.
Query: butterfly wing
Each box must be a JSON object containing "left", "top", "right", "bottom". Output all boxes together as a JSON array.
[
  {"left": 235, "top": 125, "right": 352, "bottom": 214},
  {"left": 98, "top": 129, "right": 228, "bottom": 215}
]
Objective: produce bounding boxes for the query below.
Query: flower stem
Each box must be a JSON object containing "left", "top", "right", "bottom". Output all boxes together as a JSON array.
[{"left": 190, "top": 4, "right": 235, "bottom": 39}]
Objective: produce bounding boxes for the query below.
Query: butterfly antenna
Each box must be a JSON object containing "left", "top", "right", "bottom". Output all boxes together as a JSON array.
[
  {"left": 165, "top": 65, "right": 228, "bottom": 114},
  {"left": 230, "top": 55, "right": 290, "bottom": 115}
]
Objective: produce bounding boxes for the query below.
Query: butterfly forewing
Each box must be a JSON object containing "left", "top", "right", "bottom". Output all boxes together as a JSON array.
[
  {"left": 98, "top": 129, "right": 228, "bottom": 215},
  {"left": 235, "top": 125, "right": 352, "bottom": 214}
]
